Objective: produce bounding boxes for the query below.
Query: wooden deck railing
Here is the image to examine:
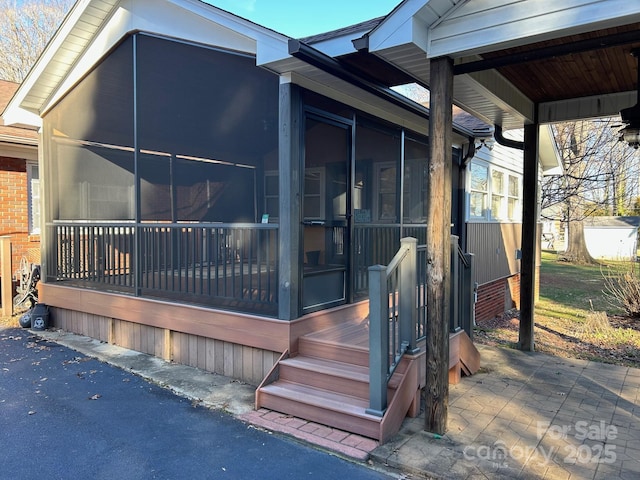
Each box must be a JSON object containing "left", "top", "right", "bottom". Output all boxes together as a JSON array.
[
  {"left": 367, "top": 236, "right": 474, "bottom": 415},
  {"left": 47, "top": 222, "right": 279, "bottom": 315}
]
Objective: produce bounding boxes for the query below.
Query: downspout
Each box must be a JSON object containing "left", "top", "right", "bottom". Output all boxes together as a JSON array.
[
  {"left": 494, "top": 124, "right": 524, "bottom": 150},
  {"left": 458, "top": 137, "right": 476, "bottom": 250}
]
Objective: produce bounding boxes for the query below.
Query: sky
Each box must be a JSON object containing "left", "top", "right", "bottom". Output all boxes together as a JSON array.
[{"left": 206, "top": 0, "right": 402, "bottom": 38}]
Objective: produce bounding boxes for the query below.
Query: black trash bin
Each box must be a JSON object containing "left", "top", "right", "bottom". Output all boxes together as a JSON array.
[{"left": 30, "top": 303, "right": 50, "bottom": 331}]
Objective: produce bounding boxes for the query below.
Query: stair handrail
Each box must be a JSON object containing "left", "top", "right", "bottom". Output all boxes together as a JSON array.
[
  {"left": 367, "top": 236, "right": 475, "bottom": 416},
  {"left": 367, "top": 237, "right": 417, "bottom": 416}
]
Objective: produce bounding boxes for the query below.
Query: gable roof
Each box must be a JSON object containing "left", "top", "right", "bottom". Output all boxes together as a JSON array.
[{"left": 0, "top": 79, "right": 38, "bottom": 160}]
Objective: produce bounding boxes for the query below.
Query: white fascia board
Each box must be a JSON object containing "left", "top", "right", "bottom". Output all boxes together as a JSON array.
[
  {"left": 539, "top": 124, "right": 562, "bottom": 175},
  {"left": 429, "top": 0, "right": 640, "bottom": 58},
  {"left": 367, "top": 0, "right": 432, "bottom": 54},
  {"left": 1, "top": 106, "right": 42, "bottom": 129},
  {"left": 538, "top": 91, "right": 636, "bottom": 124},
  {"left": 303, "top": 36, "right": 359, "bottom": 59}
]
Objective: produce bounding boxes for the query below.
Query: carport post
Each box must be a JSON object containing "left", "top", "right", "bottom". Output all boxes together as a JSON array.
[
  {"left": 425, "top": 56, "right": 453, "bottom": 435},
  {"left": 519, "top": 121, "right": 539, "bottom": 351}
]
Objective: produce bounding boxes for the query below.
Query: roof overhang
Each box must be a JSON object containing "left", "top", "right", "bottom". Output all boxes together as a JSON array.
[{"left": 362, "top": 0, "right": 640, "bottom": 129}]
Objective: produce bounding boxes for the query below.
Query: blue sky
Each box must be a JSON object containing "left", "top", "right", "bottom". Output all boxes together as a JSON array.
[{"left": 207, "top": 0, "right": 401, "bottom": 38}]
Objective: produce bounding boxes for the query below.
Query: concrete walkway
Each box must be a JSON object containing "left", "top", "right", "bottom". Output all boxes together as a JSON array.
[
  {"left": 374, "top": 345, "right": 640, "bottom": 479},
  {"left": 35, "top": 330, "right": 640, "bottom": 479}
]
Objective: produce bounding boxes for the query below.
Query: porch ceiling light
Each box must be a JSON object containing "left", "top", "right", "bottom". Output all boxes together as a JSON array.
[
  {"left": 620, "top": 125, "right": 640, "bottom": 149},
  {"left": 618, "top": 49, "right": 640, "bottom": 149}
]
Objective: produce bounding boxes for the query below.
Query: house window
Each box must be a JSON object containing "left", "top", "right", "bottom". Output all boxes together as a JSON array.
[
  {"left": 468, "top": 161, "right": 522, "bottom": 222},
  {"left": 469, "top": 163, "right": 488, "bottom": 218},
  {"left": 491, "top": 170, "right": 505, "bottom": 220},
  {"left": 508, "top": 174, "right": 520, "bottom": 221},
  {"left": 27, "top": 162, "right": 40, "bottom": 234}
]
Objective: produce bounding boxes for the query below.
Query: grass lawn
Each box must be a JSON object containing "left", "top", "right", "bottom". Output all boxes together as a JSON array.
[{"left": 474, "top": 251, "right": 640, "bottom": 368}]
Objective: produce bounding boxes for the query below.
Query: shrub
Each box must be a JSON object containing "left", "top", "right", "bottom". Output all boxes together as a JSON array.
[{"left": 602, "top": 263, "right": 640, "bottom": 317}]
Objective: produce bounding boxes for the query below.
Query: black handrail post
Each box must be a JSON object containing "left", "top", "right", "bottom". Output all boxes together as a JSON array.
[
  {"left": 462, "top": 252, "right": 475, "bottom": 339},
  {"left": 399, "top": 237, "right": 419, "bottom": 353},
  {"left": 450, "top": 235, "right": 461, "bottom": 333}
]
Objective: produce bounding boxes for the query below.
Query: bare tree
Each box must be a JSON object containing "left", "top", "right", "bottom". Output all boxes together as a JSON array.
[
  {"left": 542, "top": 118, "right": 640, "bottom": 263},
  {"left": 0, "top": 0, "right": 74, "bottom": 83}
]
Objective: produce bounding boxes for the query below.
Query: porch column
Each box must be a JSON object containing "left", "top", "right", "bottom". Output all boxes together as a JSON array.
[
  {"left": 278, "top": 80, "right": 302, "bottom": 320},
  {"left": 425, "top": 56, "right": 453, "bottom": 435},
  {"left": 519, "top": 121, "right": 539, "bottom": 351}
]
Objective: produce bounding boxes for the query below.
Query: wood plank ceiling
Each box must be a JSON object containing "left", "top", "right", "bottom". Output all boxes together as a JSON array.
[{"left": 461, "top": 23, "right": 640, "bottom": 105}]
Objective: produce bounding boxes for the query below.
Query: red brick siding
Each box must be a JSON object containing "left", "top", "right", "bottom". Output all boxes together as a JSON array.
[
  {"left": 0, "top": 156, "right": 40, "bottom": 278},
  {"left": 476, "top": 268, "right": 540, "bottom": 323},
  {"left": 475, "top": 278, "right": 510, "bottom": 322},
  {"left": 508, "top": 273, "right": 521, "bottom": 309}
]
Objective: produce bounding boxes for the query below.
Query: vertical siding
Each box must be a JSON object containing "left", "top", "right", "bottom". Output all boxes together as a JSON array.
[
  {"left": 466, "top": 222, "right": 522, "bottom": 285},
  {"left": 49, "top": 307, "right": 279, "bottom": 385}
]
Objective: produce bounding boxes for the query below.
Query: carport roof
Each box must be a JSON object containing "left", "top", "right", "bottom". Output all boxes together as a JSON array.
[{"left": 281, "top": 0, "right": 640, "bottom": 131}]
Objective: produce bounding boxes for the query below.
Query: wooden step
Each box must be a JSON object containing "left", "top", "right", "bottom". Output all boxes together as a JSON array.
[
  {"left": 279, "top": 355, "right": 402, "bottom": 400},
  {"left": 458, "top": 330, "right": 481, "bottom": 375},
  {"left": 258, "top": 380, "right": 382, "bottom": 439},
  {"left": 298, "top": 336, "right": 370, "bottom": 366}
]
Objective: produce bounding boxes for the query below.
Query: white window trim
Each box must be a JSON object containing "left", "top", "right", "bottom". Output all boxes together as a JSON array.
[
  {"left": 467, "top": 160, "right": 522, "bottom": 223},
  {"left": 507, "top": 174, "right": 522, "bottom": 222},
  {"left": 27, "top": 162, "right": 40, "bottom": 234},
  {"left": 468, "top": 161, "right": 489, "bottom": 220}
]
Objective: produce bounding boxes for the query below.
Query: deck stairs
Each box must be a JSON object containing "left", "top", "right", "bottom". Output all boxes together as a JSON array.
[{"left": 256, "top": 320, "right": 479, "bottom": 443}]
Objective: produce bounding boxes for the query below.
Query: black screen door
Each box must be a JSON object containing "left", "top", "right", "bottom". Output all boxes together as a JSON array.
[{"left": 302, "top": 114, "right": 351, "bottom": 312}]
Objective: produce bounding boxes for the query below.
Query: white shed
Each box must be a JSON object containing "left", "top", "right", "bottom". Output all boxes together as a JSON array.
[{"left": 584, "top": 216, "right": 640, "bottom": 261}]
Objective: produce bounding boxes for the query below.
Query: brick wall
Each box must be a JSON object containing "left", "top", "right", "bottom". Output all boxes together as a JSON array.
[
  {"left": 476, "top": 268, "right": 540, "bottom": 323},
  {"left": 0, "top": 156, "right": 40, "bottom": 280},
  {"left": 475, "top": 278, "right": 510, "bottom": 322}
]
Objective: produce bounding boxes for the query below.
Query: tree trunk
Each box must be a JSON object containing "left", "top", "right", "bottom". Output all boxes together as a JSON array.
[{"left": 557, "top": 220, "right": 598, "bottom": 264}]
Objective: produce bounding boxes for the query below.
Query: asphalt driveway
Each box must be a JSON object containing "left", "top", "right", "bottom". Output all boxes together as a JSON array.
[{"left": 0, "top": 327, "right": 392, "bottom": 480}]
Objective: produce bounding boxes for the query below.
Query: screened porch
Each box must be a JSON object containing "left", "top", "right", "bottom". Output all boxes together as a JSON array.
[{"left": 41, "top": 31, "right": 455, "bottom": 319}]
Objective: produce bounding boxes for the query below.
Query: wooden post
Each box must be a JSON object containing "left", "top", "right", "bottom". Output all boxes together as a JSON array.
[
  {"left": 519, "top": 122, "right": 539, "bottom": 351},
  {"left": 425, "top": 56, "right": 453, "bottom": 435},
  {"left": 278, "top": 80, "right": 302, "bottom": 321},
  {"left": 1, "top": 237, "right": 12, "bottom": 317}
]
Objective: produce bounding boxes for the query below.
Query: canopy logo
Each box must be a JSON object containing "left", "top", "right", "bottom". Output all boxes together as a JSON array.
[{"left": 463, "top": 420, "right": 618, "bottom": 469}]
